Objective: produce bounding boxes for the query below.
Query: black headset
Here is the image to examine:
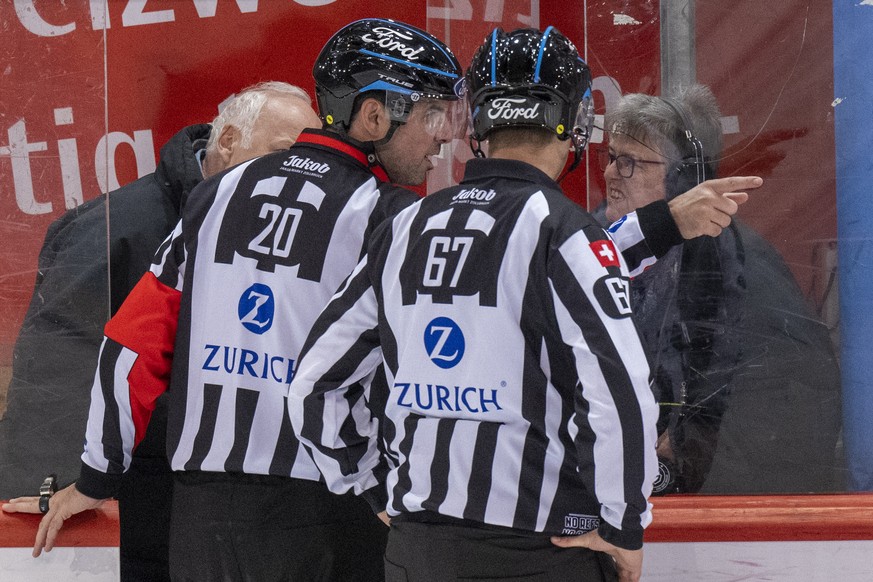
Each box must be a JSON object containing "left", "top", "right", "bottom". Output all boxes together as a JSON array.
[{"left": 662, "top": 97, "right": 713, "bottom": 199}]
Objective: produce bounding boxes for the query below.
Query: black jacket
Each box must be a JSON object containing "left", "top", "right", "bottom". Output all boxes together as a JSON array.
[
  {"left": 632, "top": 220, "right": 842, "bottom": 493},
  {"left": 0, "top": 124, "right": 209, "bottom": 497}
]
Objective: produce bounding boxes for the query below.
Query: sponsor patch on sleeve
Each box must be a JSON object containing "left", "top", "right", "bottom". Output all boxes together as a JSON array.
[{"left": 589, "top": 239, "right": 620, "bottom": 269}]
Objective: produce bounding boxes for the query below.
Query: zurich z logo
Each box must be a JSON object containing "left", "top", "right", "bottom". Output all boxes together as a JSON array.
[
  {"left": 238, "top": 283, "right": 275, "bottom": 334},
  {"left": 423, "top": 317, "right": 465, "bottom": 369}
]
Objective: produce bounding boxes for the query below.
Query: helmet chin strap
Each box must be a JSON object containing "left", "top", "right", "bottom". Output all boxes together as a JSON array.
[
  {"left": 556, "top": 132, "right": 586, "bottom": 184},
  {"left": 468, "top": 135, "right": 485, "bottom": 159},
  {"left": 370, "top": 120, "right": 406, "bottom": 182},
  {"left": 374, "top": 119, "right": 403, "bottom": 148}
]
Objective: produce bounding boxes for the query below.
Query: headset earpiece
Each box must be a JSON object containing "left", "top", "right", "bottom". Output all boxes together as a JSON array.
[
  {"left": 666, "top": 160, "right": 701, "bottom": 200},
  {"left": 662, "top": 97, "right": 711, "bottom": 198}
]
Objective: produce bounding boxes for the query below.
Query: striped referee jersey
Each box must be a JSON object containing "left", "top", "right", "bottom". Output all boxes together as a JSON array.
[
  {"left": 76, "top": 129, "right": 417, "bottom": 498},
  {"left": 290, "top": 157, "right": 660, "bottom": 550}
]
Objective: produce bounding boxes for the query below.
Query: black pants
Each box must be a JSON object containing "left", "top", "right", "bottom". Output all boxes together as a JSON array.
[
  {"left": 169, "top": 471, "right": 388, "bottom": 582},
  {"left": 384, "top": 521, "right": 617, "bottom": 582},
  {"left": 118, "top": 397, "right": 173, "bottom": 582}
]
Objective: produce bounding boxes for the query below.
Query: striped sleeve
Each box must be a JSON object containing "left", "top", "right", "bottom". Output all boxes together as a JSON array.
[
  {"left": 608, "top": 200, "right": 683, "bottom": 277},
  {"left": 607, "top": 212, "right": 656, "bottom": 277},
  {"left": 288, "top": 255, "right": 387, "bottom": 511},
  {"left": 548, "top": 226, "right": 658, "bottom": 550},
  {"left": 77, "top": 227, "right": 184, "bottom": 500}
]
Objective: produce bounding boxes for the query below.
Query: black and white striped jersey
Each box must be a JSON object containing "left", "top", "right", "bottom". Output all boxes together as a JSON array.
[
  {"left": 609, "top": 198, "right": 683, "bottom": 277},
  {"left": 76, "top": 130, "right": 418, "bottom": 499},
  {"left": 290, "top": 158, "right": 659, "bottom": 550}
]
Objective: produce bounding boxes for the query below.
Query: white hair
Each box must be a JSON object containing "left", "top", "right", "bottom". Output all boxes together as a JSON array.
[
  {"left": 605, "top": 84, "right": 723, "bottom": 168},
  {"left": 206, "top": 81, "right": 311, "bottom": 150}
]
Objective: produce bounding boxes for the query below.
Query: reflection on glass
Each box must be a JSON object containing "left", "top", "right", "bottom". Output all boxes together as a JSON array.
[
  {"left": 0, "top": 0, "right": 862, "bottom": 508},
  {"left": 598, "top": 85, "right": 843, "bottom": 494}
]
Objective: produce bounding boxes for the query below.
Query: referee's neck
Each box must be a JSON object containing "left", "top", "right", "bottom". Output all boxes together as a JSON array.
[{"left": 489, "top": 141, "right": 569, "bottom": 180}]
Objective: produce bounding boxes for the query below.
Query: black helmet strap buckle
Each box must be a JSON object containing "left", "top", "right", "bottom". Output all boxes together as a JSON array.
[
  {"left": 557, "top": 131, "right": 587, "bottom": 184},
  {"left": 374, "top": 119, "right": 403, "bottom": 147},
  {"left": 469, "top": 135, "right": 485, "bottom": 159}
]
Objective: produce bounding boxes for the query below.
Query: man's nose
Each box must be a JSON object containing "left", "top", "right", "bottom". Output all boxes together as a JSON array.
[{"left": 433, "top": 122, "right": 453, "bottom": 144}]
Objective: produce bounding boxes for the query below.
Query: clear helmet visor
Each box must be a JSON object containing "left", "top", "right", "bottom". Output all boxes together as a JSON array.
[
  {"left": 572, "top": 89, "right": 595, "bottom": 150},
  {"left": 383, "top": 92, "right": 470, "bottom": 141},
  {"left": 413, "top": 96, "right": 470, "bottom": 141}
]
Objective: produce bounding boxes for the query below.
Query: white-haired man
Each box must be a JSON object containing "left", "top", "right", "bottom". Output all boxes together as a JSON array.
[
  {"left": 0, "top": 81, "right": 320, "bottom": 581},
  {"left": 4, "top": 18, "right": 466, "bottom": 581}
]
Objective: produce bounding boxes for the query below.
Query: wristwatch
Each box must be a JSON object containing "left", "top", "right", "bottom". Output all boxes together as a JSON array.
[{"left": 38, "top": 474, "right": 57, "bottom": 514}]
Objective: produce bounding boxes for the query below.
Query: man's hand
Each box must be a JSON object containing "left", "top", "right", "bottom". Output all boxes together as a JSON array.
[
  {"left": 669, "top": 176, "right": 763, "bottom": 239},
  {"left": 377, "top": 510, "right": 391, "bottom": 527},
  {"left": 551, "top": 529, "right": 643, "bottom": 582},
  {"left": 2, "top": 484, "right": 106, "bottom": 557},
  {"left": 656, "top": 431, "right": 674, "bottom": 461}
]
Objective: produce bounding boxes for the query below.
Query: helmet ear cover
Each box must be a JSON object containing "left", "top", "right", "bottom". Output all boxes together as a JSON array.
[{"left": 318, "top": 76, "right": 419, "bottom": 133}]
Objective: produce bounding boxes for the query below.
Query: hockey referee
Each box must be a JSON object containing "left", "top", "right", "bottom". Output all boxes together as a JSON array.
[
  {"left": 9, "top": 18, "right": 467, "bottom": 581},
  {"left": 291, "top": 26, "right": 660, "bottom": 582}
]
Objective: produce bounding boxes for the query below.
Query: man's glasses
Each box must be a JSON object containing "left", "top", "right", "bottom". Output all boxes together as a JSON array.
[{"left": 597, "top": 149, "right": 666, "bottom": 178}]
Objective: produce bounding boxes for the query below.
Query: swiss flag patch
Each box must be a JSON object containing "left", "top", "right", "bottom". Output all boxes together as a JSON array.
[{"left": 589, "top": 240, "right": 620, "bottom": 269}]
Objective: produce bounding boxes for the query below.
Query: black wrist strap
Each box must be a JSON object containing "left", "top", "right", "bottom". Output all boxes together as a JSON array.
[{"left": 38, "top": 474, "right": 58, "bottom": 514}]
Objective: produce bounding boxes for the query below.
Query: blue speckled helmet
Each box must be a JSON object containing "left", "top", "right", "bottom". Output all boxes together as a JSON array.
[
  {"left": 467, "top": 26, "right": 593, "bottom": 148},
  {"left": 314, "top": 18, "right": 465, "bottom": 134}
]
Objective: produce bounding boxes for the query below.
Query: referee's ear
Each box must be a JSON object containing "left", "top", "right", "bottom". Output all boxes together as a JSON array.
[{"left": 349, "top": 97, "right": 392, "bottom": 143}]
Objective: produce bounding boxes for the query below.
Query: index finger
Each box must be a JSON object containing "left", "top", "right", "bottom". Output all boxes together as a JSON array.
[
  {"left": 550, "top": 530, "right": 598, "bottom": 549},
  {"left": 2, "top": 497, "right": 42, "bottom": 514},
  {"left": 33, "top": 510, "right": 66, "bottom": 557},
  {"left": 33, "top": 513, "right": 51, "bottom": 557},
  {"left": 705, "top": 176, "right": 763, "bottom": 194}
]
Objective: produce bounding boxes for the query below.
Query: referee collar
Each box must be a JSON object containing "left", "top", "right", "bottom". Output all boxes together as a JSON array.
[
  {"left": 294, "top": 129, "right": 389, "bottom": 183},
  {"left": 460, "top": 157, "right": 559, "bottom": 190}
]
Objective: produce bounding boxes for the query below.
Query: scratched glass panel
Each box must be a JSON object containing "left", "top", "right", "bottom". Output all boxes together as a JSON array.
[
  {"left": 684, "top": 0, "right": 845, "bottom": 494},
  {"left": 428, "top": 0, "right": 853, "bottom": 495},
  {"left": 0, "top": 1, "right": 111, "bottom": 500},
  {"left": 0, "top": 0, "right": 865, "bottom": 512},
  {"left": 0, "top": 0, "right": 431, "bottom": 503}
]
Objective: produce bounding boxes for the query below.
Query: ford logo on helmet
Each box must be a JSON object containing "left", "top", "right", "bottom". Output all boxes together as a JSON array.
[
  {"left": 361, "top": 26, "right": 426, "bottom": 61},
  {"left": 487, "top": 97, "right": 542, "bottom": 121}
]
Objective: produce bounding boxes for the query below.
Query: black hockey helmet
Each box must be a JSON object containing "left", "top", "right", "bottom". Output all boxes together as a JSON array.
[
  {"left": 466, "top": 26, "right": 594, "bottom": 149},
  {"left": 313, "top": 18, "right": 465, "bottom": 135}
]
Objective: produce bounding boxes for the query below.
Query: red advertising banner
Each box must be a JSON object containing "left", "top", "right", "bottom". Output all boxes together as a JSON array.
[
  {"left": 0, "top": 0, "right": 668, "bottom": 369},
  {"left": 0, "top": 0, "right": 428, "bottom": 363},
  {"left": 1, "top": 0, "right": 839, "bottom": 415}
]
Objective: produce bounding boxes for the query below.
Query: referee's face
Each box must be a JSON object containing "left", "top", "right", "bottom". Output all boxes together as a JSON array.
[{"left": 376, "top": 99, "right": 454, "bottom": 186}]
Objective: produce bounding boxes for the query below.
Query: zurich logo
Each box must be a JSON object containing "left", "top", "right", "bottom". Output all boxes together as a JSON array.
[
  {"left": 423, "top": 317, "right": 465, "bottom": 369},
  {"left": 453, "top": 77, "right": 467, "bottom": 98},
  {"left": 238, "top": 283, "right": 275, "bottom": 335},
  {"left": 607, "top": 214, "right": 627, "bottom": 234}
]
